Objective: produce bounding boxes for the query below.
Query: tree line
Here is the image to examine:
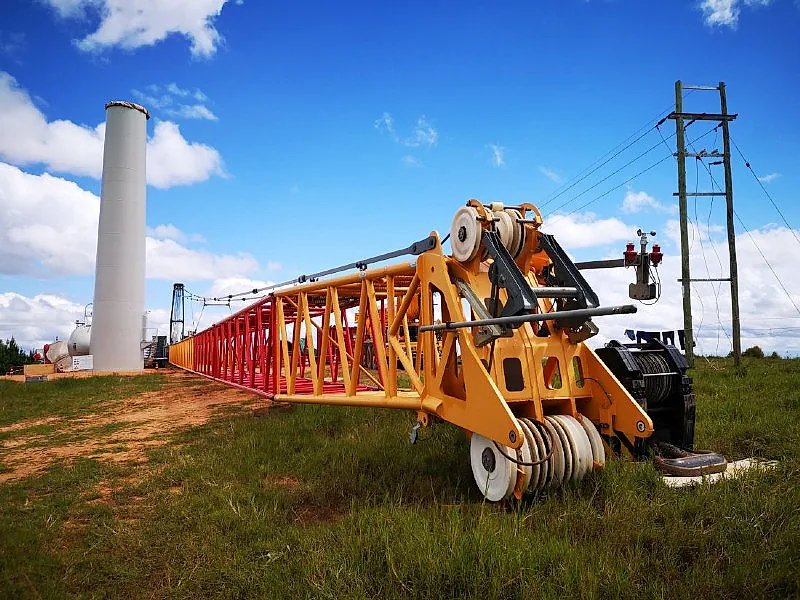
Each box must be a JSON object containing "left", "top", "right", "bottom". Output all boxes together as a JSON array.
[{"left": 0, "top": 338, "right": 35, "bottom": 375}]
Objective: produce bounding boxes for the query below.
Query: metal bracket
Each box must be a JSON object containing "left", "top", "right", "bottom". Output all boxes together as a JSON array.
[{"left": 409, "top": 421, "right": 422, "bottom": 445}]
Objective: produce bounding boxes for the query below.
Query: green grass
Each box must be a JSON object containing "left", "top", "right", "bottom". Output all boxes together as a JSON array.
[
  {"left": 1, "top": 360, "right": 799, "bottom": 599},
  {"left": 0, "top": 375, "right": 165, "bottom": 427}
]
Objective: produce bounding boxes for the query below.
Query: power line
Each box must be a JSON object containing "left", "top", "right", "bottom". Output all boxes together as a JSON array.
[
  {"left": 539, "top": 126, "right": 662, "bottom": 210},
  {"left": 688, "top": 149, "right": 800, "bottom": 318},
  {"left": 729, "top": 136, "right": 800, "bottom": 249},
  {"left": 539, "top": 91, "right": 697, "bottom": 210},
  {"left": 734, "top": 210, "right": 800, "bottom": 317},
  {"left": 687, "top": 139, "right": 731, "bottom": 354},
  {"left": 546, "top": 154, "right": 675, "bottom": 225},
  {"left": 546, "top": 125, "right": 719, "bottom": 223},
  {"left": 544, "top": 135, "right": 675, "bottom": 216}
]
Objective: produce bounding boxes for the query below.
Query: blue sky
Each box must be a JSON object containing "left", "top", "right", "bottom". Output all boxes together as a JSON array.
[{"left": 1, "top": 0, "right": 799, "bottom": 354}]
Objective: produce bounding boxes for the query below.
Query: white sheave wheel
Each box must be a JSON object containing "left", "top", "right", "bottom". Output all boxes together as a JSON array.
[
  {"left": 450, "top": 206, "right": 482, "bottom": 262},
  {"left": 470, "top": 432, "right": 517, "bottom": 501}
]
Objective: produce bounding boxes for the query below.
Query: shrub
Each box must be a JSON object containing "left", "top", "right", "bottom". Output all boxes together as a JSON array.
[{"left": 742, "top": 345, "right": 765, "bottom": 358}]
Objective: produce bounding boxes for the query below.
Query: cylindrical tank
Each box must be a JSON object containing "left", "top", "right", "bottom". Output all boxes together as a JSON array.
[
  {"left": 45, "top": 340, "right": 73, "bottom": 372},
  {"left": 68, "top": 324, "right": 92, "bottom": 356},
  {"left": 90, "top": 101, "right": 149, "bottom": 372}
]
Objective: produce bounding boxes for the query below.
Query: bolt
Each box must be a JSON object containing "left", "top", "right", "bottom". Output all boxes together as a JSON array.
[
  {"left": 509, "top": 430, "right": 517, "bottom": 443},
  {"left": 636, "top": 420, "right": 646, "bottom": 433},
  {"left": 458, "top": 226, "right": 467, "bottom": 242}
]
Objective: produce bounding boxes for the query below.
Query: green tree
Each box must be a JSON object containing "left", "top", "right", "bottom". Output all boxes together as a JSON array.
[
  {"left": 742, "top": 345, "right": 765, "bottom": 359},
  {"left": 0, "top": 337, "right": 34, "bottom": 375}
]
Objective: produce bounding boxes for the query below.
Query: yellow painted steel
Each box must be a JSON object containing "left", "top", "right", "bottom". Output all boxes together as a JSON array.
[
  {"left": 169, "top": 336, "right": 193, "bottom": 369},
  {"left": 169, "top": 203, "right": 654, "bottom": 452}
]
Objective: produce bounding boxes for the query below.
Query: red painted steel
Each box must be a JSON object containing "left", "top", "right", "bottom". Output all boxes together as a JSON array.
[{"left": 181, "top": 296, "right": 372, "bottom": 398}]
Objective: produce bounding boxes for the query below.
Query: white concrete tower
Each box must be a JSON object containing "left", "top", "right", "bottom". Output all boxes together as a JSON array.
[{"left": 90, "top": 101, "right": 149, "bottom": 371}]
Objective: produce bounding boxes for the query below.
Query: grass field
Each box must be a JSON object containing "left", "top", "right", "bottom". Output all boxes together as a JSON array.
[{"left": 1, "top": 359, "right": 799, "bottom": 599}]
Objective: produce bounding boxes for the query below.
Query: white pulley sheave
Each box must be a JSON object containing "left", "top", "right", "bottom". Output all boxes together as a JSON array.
[
  {"left": 450, "top": 206, "right": 482, "bottom": 262},
  {"left": 469, "top": 414, "right": 605, "bottom": 500},
  {"left": 469, "top": 432, "right": 517, "bottom": 501}
]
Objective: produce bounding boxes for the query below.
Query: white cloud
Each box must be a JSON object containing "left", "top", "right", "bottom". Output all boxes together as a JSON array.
[
  {"left": 0, "top": 72, "right": 105, "bottom": 178},
  {"left": 580, "top": 217, "right": 800, "bottom": 356},
  {"left": 700, "top": 0, "right": 773, "bottom": 28},
  {"left": 0, "top": 292, "right": 86, "bottom": 350},
  {"left": 407, "top": 116, "right": 438, "bottom": 148},
  {"left": 488, "top": 144, "right": 505, "bottom": 168},
  {"left": 401, "top": 155, "right": 420, "bottom": 167},
  {"left": 0, "top": 163, "right": 99, "bottom": 276},
  {"left": 206, "top": 277, "right": 274, "bottom": 299},
  {"left": 0, "top": 163, "right": 257, "bottom": 281},
  {"left": 542, "top": 212, "right": 636, "bottom": 249},
  {"left": 0, "top": 292, "right": 174, "bottom": 350},
  {"left": 0, "top": 72, "right": 224, "bottom": 188},
  {"left": 146, "top": 224, "right": 205, "bottom": 244},
  {"left": 538, "top": 166, "right": 562, "bottom": 184},
  {"left": 663, "top": 218, "right": 724, "bottom": 248},
  {"left": 620, "top": 189, "right": 676, "bottom": 214},
  {"left": 375, "top": 112, "right": 438, "bottom": 148},
  {"left": 757, "top": 172, "right": 781, "bottom": 183},
  {"left": 174, "top": 105, "right": 218, "bottom": 121},
  {"left": 132, "top": 83, "right": 218, "bottom": 121},
  {"left": 145, "top": 238, "right": 259, "bottom": 281},
  {"left": 44, "top": 0, "right": 235, "bottom": 57},
  {"left": 146, "top": 122, "right": 225, "bottom": 188},
  {"left": 374, "top": 112, "right": 397, "bottom": 140}
]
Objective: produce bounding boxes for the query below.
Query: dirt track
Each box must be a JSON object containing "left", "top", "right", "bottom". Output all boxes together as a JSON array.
[{"left": 0, "top": 370, "right": 269, "bottom": 483}]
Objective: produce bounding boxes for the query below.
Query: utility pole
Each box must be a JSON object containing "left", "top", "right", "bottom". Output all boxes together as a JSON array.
[
  {"left": 674, "top": 81, "right": 693, "bottom": 367},
  {"left": 720, "top": 83, "right": 742, "bottom": 365},
  {"left": 669, "top": 81, "right": 741, "bottom": 367}
]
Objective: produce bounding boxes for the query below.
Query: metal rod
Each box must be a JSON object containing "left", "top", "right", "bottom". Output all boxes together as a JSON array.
[
  {"left": 531, "top": 287, "right": 580, "bottom": 298},
  {"left": 642, "top": 372, "right": 679, "bottom": 377},
  {"left": 295, "top": 235, "right": 436, "bottom": 283},
  {"left": 575, "top": 259, "right": 626, "bottom": 270},
  {"left": 683, "top": 85, "right": 720, "bottom": 91},
  {"left": 214, "top": 235, "right": 437, "bottom": 302},
  {"left": 419, "top": 304, "right": 637, "bottom": 333}
]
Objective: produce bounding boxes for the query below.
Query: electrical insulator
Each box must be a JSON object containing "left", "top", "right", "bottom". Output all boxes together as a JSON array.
[
  {"left": 623, "top": 242, "right": 638, "bottom": 266},
  {"left": 650, "top": 244, "right": 663, "bottom": 267}
]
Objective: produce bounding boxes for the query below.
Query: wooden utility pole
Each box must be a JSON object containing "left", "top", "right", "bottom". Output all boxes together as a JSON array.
[
  {"left": 669, "top": 81, "right": 741, "bottom": 367},
  {"left": 674, "top": 81, "right": 693, "bottom": 367},
  {"left": 719, "top": 82, "right": 742, "bottom": 364}
]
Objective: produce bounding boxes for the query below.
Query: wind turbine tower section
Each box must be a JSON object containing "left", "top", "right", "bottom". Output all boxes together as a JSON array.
[{"left": 90, "top": 101, "right": 149, "bottom": 372}]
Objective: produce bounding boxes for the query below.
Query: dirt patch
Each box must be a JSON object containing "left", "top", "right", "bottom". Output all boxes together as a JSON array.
[
  {"left": 0, "top": 370, "right": 274, "bottom": 483},
  {"left": 0, "top": 416, "right": 61, "bottom": 435},
  {"left": 263, "top": 475, "right": 303, "bottom": 491}
]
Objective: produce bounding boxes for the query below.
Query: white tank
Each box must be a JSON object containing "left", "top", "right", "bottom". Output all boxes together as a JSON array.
[
  {"left": 68, "top": 324, "right": 91, "bottom": 356},
  {"left": 46, "top": 340, "right": 73, "bottom": 372},
  {"left": 90, "top": 101, "right": 149, "bottom": 372}
]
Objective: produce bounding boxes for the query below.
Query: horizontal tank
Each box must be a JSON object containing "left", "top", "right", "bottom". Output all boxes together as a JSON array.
[{"left": 68, "top": 324, "right": 91, "bottom": 356}]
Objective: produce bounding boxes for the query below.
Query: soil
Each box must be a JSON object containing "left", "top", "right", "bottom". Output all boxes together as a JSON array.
[{"left": 0, "top": 370, "right": 274, "bottom": 483}]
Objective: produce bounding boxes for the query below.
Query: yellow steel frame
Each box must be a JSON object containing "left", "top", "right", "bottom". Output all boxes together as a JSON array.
[{"left": 170, "top": 205, "right": 654, "bottom": 450}]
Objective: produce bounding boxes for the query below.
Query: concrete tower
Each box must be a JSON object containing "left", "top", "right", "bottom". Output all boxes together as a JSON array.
[{"left": 90, "top": 101, "right": 149, "bottom": 372}]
